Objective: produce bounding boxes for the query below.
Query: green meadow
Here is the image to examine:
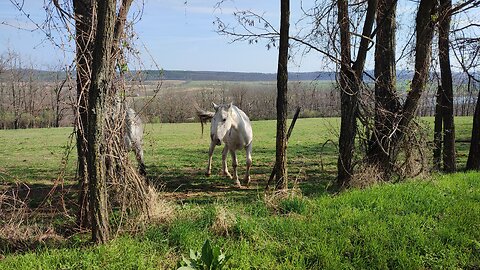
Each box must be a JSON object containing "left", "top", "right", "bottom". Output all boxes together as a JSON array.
[{"left": 0, "top": 116, "right": 479, "bottom": 269}]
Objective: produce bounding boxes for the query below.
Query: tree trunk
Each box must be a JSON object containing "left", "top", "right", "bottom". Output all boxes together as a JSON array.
[
  {"left": 433, "top": 85, "right": 444, "bottom": 170},
  {"left": 336, "top": 0, "right": 356, "bottom": 187},
  {"left": 87, "top": 0, "right": 116, "bottom": 244},
  {"left": 274, "top": 0, "right": 290, "bottom": 190},
  {"left": 73, "top": 0, "right": 95, "bottom": 230},
  {"left": 439, "top": 0, "right": 456, "bottom": 172},
  {"left": 368, "top": 0, "right": 399, "bottom": 177},
  {"left": 466, "top": 86, "right": 480, "bottom": 170},
  {"left": 336, "top": 0, "right": 377, "bottom": 187},
  {"left": 395, "top": 0, "right": 437, "bottom": 146}
]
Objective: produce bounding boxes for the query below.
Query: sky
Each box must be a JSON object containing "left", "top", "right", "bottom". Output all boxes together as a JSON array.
[
  {"left": 1, "top": 1, "right": 478, "bottom": 73},
  {"left": 0, "top": 0, "right": 322, "bottom": 73}
]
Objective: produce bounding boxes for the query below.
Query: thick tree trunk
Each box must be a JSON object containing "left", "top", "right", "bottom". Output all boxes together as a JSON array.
[
  {"left": 466, "top": 87, "right": 480, "bottom": 170},
  {"left": 368, "top": 0, "right": 399, "bottom": 177},
  {"left": 336, "top": 0, "right": 356, "bottom": 187},
  {"left": 274, "top": 0, "right": 290, "bottom": 190},
  {"left": 337, "top": 0, "right": 377, "bottom": 187},
  {"left": 73, "top": 0, "right": 94, "bottom": 230},
  {"left": 439, "top": 0, "right": 456, "bottom": 172},
  {"left": 87, "top": 0, "right": 116, "bottom": 244}
]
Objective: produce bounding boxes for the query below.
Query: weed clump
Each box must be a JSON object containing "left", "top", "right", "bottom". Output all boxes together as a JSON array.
[
  {"left": 264, "top": 188, "right": 306, "bottom": 215},
  {"left": 210, "top": 206, "right": 236, "bottom": 237},
  {"left": 350, "top": 164, "right": 384, "bottom": 189},
  {"left": 146, "top": 187, "right": 177, "bottom": 225}
]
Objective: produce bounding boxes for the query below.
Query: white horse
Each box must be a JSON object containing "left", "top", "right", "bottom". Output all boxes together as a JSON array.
[
  {"left": 124, "top": 108, "right": 146, "bottom": 176},
  {"left": 197, "top": 102, "right": 253, "bottom": 187}
]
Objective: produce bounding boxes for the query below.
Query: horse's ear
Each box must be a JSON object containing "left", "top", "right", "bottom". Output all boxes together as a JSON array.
[
  {"left": 212, "top": 102, "right": 219, "bottom": 111},
  {"left": 227, "top": 102, "right": 233, "bottom": 109}
]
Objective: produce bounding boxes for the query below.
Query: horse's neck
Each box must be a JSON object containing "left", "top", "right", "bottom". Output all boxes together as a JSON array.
[{"left": 230, "top": 106, "right": 244, "bottom": 129}]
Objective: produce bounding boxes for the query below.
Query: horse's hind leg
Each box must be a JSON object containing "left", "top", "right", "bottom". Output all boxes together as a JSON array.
[
  {"left": 134, "top": 142, "right": 147, "bottom": 177},
  {"left": 230, "top": 150, "right": 241, "bottom": 187},
  {"left": 206, "top": 141, "right": 216, "bottom": 176},
  {"left": 243, "top": 143, "right": 252, "bottom": 185},
  {"left": 222, "top": 145, "right": 232, "bottom": 179}
]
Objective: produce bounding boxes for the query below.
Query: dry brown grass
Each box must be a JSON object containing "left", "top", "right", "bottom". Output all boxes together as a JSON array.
[
  {"left": 144, "top": 187, "right": 177, "bottom": 225},
  {"left": 210, "top": 206, "right": 237, "bottom": 237},
  {"left": 350, "top": 164, "right": 384, "bottom": 189},
  {"left": 0, "top": 187, "right": 65, "bottom": 253},
  {"left": 263, "top": 187, "right": 303, "bottom": 213}
]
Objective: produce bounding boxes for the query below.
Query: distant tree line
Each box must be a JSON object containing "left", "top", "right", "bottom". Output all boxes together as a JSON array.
[
  {"left": 0, "top": 52, "right": 74, "bottom": 129},
  {"left": 0, "top": 58, "right": 477, "bottom": 128}
]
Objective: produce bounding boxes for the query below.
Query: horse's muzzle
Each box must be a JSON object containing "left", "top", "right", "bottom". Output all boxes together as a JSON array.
[{"left": 211, "top": 134, "right": 222, "bottom": 146}]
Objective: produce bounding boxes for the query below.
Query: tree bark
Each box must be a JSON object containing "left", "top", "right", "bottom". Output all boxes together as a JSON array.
[
  {"left": 87, "top": 0, "right": 116, "bottom": 244},
  {"left": 274, "top": 0, "right": 290, "bottom": 190},
  {"left": 336, "top": 0, "right": 377, "bottom": 187},
  {"left": 336, "top": 0, "right": 356, "bottom": 187},
  {"left": 395, "top": 0, "right": 437, "bottom": 147},
  {"left": 368, "top": 0, "right": 399, "bottom": 176},
  {"left": 466, "top": 86, "right": 480, "bottom": 170},
  {"left": 73, "top": 0, "right": 94, "bottom": 229},
  {"left": 433, "top": 85, "right": 444, "bottom": 170},
  {"left": 439, "top": 0, "right": 456, "bottom": 172}
]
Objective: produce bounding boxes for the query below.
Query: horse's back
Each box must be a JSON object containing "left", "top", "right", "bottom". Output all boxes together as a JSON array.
[
  {"left": 232, "top": 106, "right": 253, "bottom": 147},
  {"left": 126, "top": 108, "right": 143, "bottom": 148}
]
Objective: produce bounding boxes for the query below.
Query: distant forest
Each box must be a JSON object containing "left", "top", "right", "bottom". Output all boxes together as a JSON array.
[
  {"left": 142, "top": 70, "right": 336, "bottom": 81},
  {"left": 6, "top": 69, "right": 473, "bottom": 83}
]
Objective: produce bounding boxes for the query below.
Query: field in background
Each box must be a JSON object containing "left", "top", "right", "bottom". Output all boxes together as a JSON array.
[{"left": 0, "top": 116, "right": 474, "bottom": 195}]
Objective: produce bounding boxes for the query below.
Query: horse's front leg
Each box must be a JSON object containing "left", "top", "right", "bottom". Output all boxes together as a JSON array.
[
  {"left": 206, "top": 140, "right": 216, "bottom": 176},
  {"left": 230, "top": 150, "right": 241, "bottom": 187},
  {"left": 243, "top": 143, "right": 252, "bottom": 185},
  {"left": 222, "top": 145, "right": 232, "bottom": 179}
]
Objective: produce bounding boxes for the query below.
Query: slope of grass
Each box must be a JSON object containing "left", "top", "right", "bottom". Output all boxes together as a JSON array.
[{"left": 1, "top": 172, "right": 479, "bottom": 269}]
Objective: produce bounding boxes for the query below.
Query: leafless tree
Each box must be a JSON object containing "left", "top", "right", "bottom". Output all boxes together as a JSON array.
[
  {"left": 448, "top": 1, "right": 480, "bottom": 170},
  {"left": 274, "top": 0, "right": 290, "bottom": 190},
  {"left": 336, "top": 0, "right": 377, "bottom": 187},
  {"left": 438, "top": 0, "right": 456, "bottom": 172}
]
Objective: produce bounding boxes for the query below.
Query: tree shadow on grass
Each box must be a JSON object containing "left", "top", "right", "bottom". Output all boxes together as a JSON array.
[
  {"left": 145, "top": 164, "right": 265, "bottom": 204},
  {"left": 145, "top": 157, "right": 334, "bottom": 204}
]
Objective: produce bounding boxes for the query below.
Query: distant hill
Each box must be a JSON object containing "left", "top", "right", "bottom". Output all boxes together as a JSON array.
[
  {"left": 2, "top": 69, "right": 472, "bottom": 83},
  {"left": 139, "top": 70, "right": 336, "bottom": 81}
]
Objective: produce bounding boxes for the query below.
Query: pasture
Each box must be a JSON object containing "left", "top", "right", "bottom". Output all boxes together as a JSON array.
[{"left": 0, "top": 116, "right": 479, "bottom": 269}]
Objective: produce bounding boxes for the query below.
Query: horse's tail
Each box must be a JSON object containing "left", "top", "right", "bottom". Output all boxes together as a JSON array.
[{"left": 196, "top": 108, "right": 214, "bottom": 135}]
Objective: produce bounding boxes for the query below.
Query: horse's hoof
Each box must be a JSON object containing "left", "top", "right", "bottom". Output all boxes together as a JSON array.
[
  {"left": 223, "top": 172, "right": 233, "bottom": 179},
  {"left": 205, "top": 172, "right": 211, "bottom": 177},
  {"left": 235, "top": 181, "right": 242, "bottom": 188}
]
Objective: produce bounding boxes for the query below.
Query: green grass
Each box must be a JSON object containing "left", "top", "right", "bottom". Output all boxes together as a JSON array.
[
  {"left": 0, "top": 116, "right": 478, "bottom": 269},
  {"left": 0, "top": 127, "right": 77, "bottom": 184},
  {"left": 0, "top": 117, "right": 473, "bottom": 185},
  {"left": 1, "top": 172, "right": 479, "bottom": 269}
]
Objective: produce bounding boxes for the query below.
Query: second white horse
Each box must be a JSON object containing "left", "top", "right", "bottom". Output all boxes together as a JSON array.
[{"left": 198, "top": 102, "right": 253, "bottom": 187}]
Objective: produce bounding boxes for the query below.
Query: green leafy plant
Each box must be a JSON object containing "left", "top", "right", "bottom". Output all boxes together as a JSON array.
[{"left": 177, "top": 240, "right": 231, "bottom": 270}]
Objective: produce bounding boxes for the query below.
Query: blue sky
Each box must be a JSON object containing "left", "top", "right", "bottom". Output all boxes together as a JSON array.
[
  {"left": 0, "top": 0, "right": 321, "bottom": 73},
  {"left": 1, "top": 1, "right": 478, "bottom": 73}
]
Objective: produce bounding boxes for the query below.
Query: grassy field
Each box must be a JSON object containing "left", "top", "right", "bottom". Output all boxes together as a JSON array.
[
  {"left": 0, "top": 116, "right": 478, "bottom": 269},
  {"left": 0, "top": 116, "right": 474, "bottom": 186}
]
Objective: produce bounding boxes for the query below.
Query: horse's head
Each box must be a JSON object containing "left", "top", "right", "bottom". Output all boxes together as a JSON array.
[{"left": 210, "top": 102, "right": 233, "bottom": 145}]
